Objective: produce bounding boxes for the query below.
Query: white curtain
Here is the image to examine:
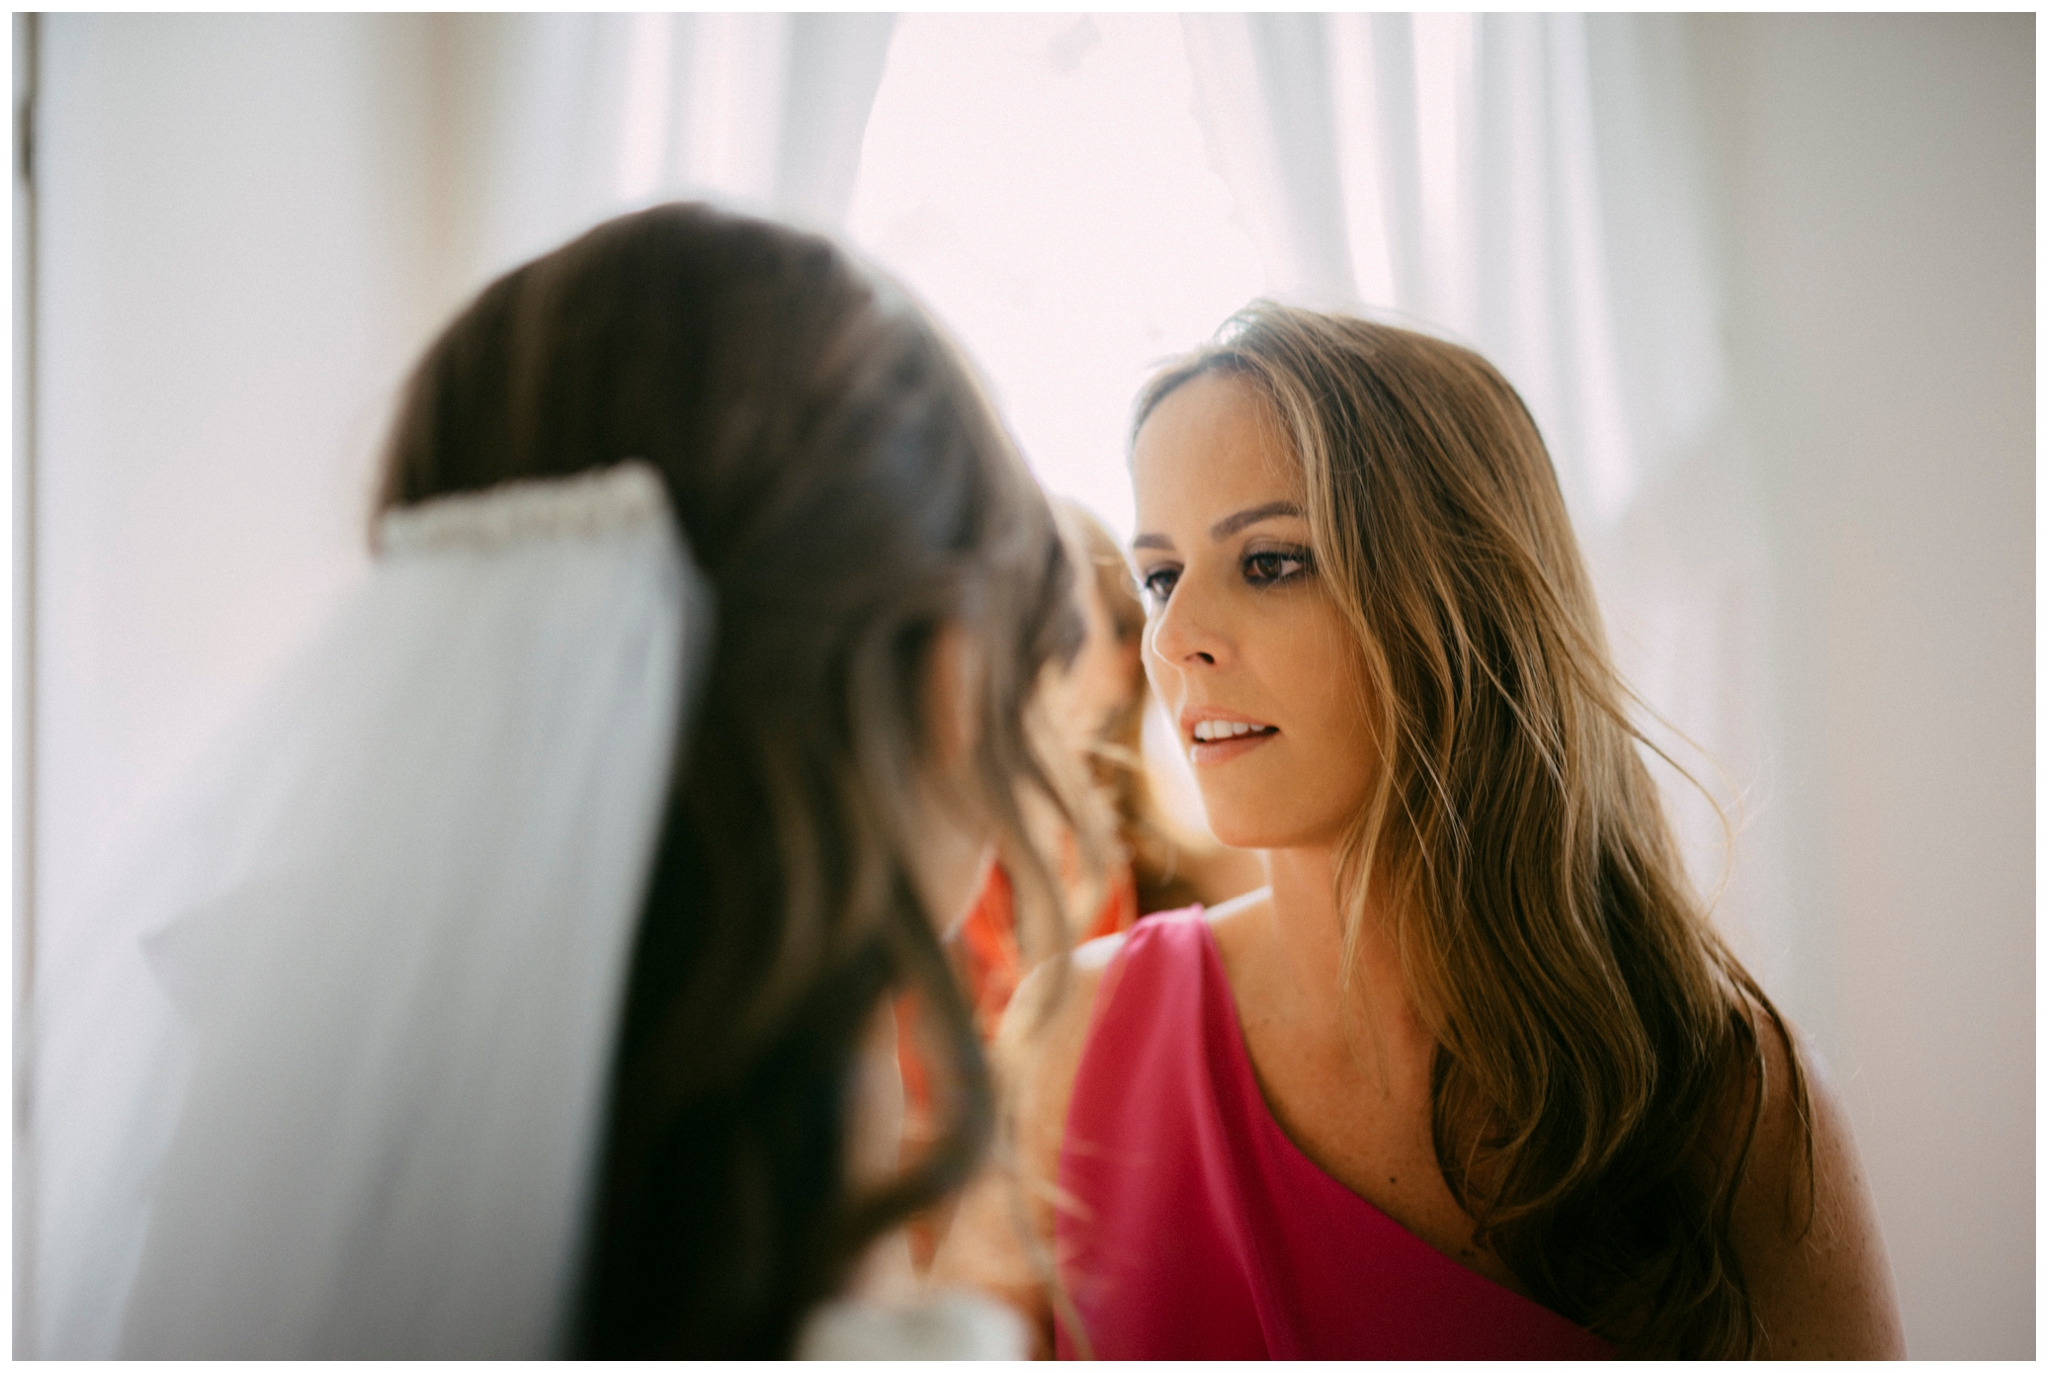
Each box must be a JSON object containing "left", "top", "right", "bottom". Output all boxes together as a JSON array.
[
  {"left": 1179, "top": 14, "right": 1787, "bottom": 988},
  {"left": 437, "top": 13, "right": 897, "bottom": 296}
]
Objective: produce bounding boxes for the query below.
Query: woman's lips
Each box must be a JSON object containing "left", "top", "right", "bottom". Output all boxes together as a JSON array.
[
  {"left": 1189, "top": 728, "right": 1277, "bottom": 766},
  {"left": 1185, "top": 717, "right": 1280, "bottom": 767}
]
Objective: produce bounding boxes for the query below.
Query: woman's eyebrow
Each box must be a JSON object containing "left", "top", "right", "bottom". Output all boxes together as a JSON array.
[
  {"left": 1132, "top": 501, "right": 1304, "bottom": 553},
  {"left": 1210, "top": 500, "right": 1303, "bottom": 540}
]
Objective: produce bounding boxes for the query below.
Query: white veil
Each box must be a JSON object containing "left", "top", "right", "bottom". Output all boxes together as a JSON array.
[{"left": 29, "top": 462, "right": 712, "bottom": 1358}]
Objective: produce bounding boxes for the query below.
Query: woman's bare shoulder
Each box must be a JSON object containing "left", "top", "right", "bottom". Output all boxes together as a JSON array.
[
  {"left": 1733, "top": 1007, "right": 1906, "bottom": 1357},
  {"left": 991, "top": 929, "right": 1125, "bottom": 1097}
]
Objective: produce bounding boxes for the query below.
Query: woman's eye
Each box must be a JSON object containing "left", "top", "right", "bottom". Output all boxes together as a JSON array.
[
  {"left": 1139, "top": 566, "right": 1180, "bottom": 607},
  {"left": 1243, "top": 549, "right": 1311, "bottom": 586}
]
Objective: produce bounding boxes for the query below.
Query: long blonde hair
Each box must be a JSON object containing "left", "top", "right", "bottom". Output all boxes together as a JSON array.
[{"left": 1136, "top": 305, "right": 1809, "bottom": 1356}]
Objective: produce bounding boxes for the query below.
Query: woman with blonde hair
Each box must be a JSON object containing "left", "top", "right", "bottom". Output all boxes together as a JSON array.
[{"left": 937, "top": 304, "right": 1903, "bottom": 1357}]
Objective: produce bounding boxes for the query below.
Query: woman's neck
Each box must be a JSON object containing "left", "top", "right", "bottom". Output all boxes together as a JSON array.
[{"left": 1259, "top": 845, "right": 1427, "bottom": 1070}]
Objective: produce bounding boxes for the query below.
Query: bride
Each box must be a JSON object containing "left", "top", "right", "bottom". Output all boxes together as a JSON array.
[{"left": 30, "top": 202, "right": 1093, "bottom": 1358}]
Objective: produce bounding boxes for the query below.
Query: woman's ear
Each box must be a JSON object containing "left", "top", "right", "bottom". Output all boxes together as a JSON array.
[{"left": 925, "top": 619, "right": 982, "bottom": 771}]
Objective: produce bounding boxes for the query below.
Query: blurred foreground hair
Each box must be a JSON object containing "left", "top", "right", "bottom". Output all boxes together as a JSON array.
[
  {"left": 381, "top": 203, "right": 1083, "bottom": 1356},
  {"left": 1136, "top": 305, "right": 1811, "bottom": 1357}
]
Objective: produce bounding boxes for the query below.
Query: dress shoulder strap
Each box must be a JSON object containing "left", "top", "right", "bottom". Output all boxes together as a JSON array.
[{"left": 1083, "top": 908, "right": 1208, "bottom": 1046}]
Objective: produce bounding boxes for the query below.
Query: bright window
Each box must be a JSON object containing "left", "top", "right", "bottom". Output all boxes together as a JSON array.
[{"left": 845, "top": 14, "right": 1266, "bottom": 542}]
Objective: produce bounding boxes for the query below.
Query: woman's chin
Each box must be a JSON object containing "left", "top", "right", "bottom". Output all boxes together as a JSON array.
[
  {"left": 1198, "top": 807, "right": 1286, "bottom": 852},
  {"left": 1199, "top": 796, "right": 1353, "bottom": 853}
]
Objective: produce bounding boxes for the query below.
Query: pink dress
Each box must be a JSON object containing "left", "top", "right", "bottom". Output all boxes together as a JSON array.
[{"left": 1055, "top": 910, "right": 1613, "bottom": 1359}]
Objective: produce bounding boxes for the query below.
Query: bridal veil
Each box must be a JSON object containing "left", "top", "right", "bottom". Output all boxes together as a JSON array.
[{"left": 30, "top": 461, "right": 712, "bottom": 1357}]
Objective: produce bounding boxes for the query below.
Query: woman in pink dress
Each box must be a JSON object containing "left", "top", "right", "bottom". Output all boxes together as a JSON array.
[{"left": 936, "top": 305, "right": 1905, "bottom": 1357}]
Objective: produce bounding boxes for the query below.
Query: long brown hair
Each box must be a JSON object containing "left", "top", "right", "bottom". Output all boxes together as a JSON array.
[
  {"left": 1135, "top": 304, "right": 1810, "bottom": 1357},
  {"left": 379, "top": 203, "right": 1085, "bottom": 1356}
]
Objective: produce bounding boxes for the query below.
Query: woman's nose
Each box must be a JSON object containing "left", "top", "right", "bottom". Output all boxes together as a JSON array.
[{"left": 1148, "top": 581, "right": 1220, "bottom": 669}]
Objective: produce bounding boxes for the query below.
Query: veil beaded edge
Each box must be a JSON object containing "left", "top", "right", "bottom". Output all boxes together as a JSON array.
[
  {"left": 377, "top": 461, "right": 671, "bottom": 555},
  {"left": 30, "top": 461, "right": 712, "bottom": 1358}
]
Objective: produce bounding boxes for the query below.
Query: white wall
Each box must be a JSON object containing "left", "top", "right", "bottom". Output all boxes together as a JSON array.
[
  {"left": 25, "top": 22, "right": 475, "bottom": 1339},
  {"left": 1690, "top": 15, "right": 2033, "bottom": 1358},
  {"left": 32, "top": 14, "right": 461, "bottom": 986}
]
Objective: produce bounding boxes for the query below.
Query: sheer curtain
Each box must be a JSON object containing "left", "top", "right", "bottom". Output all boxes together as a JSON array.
[
  {"left": 435, "top": 13, "right": 896, "bottom": 294},
  {"left": 1180, "top": 14, "right": 1788, "bottom": 988}
]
